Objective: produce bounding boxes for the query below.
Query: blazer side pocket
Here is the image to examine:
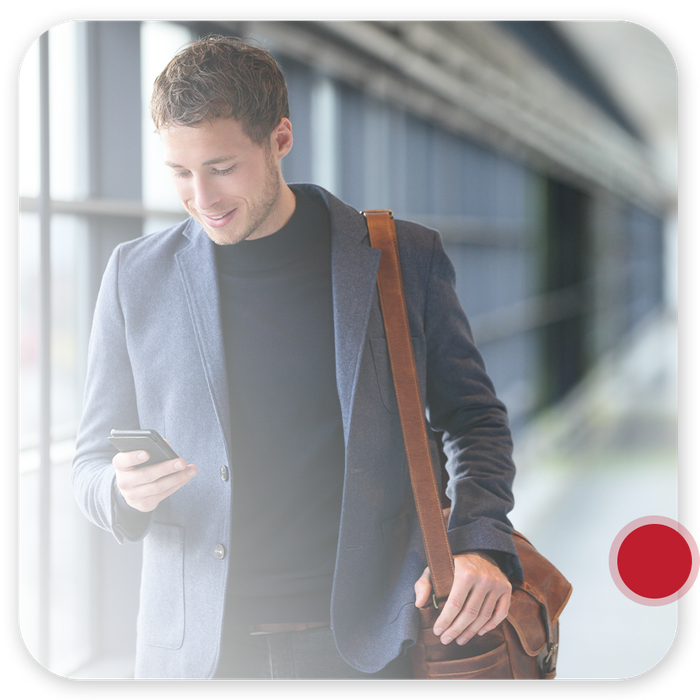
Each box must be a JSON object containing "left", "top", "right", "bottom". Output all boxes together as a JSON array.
[{"left": 137, "top": 522, "right": 185, "bottom": 649}]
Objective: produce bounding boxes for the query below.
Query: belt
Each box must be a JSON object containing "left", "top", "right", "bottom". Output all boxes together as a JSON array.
[{"left": 247, "top": 621, "right": 330, "bottom": 635}]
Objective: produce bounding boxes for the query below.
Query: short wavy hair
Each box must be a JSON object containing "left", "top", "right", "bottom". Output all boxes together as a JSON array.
[{"left": 150, "top": 35, "right": 290, "bottom": 145}]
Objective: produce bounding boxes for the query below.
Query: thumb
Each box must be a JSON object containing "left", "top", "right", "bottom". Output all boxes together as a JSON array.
[{"left": 414, "top": 566, "right": 433, "bottom": 608}]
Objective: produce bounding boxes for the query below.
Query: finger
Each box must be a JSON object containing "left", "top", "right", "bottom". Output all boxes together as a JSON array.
[
  {"left": 117, "top": 460, "right": 197, "bottom": 512},
  {"left": 452, "top": 588, "right": 499, "bottom": 644},
  {"left": 452, "top": 585, "right": 511, "bottom": 644},
  {"left": 434, "top": 583, "right": 480, "bottom": 642},
  {"left": 113, "top": 449, "right": 151, "bottom": 470},
  {"left": 436, "top": 574, "right": 508, "bottom": 643},
  {"left": 132, "top": 457, "right": 188, "bottom": 486},
  {"left": 414, "top": 567, "right": 432, "bottom": 608},
  {"left": 433, "top": 580, "right": 473, "bottom": 638},
  {"left": 475, "top": 590, "right": 511, "bottom": 637},
  {"left": 434, "top": 552, "right": 512, "bottom": 642},
  {"left": 116, "top": 456, "right": 187, "bottom": 491},
  {"left": 120, "top": 463, "right": 197, "bottom": 512},
  {"left": 121, "top": 463, "right": 196, "bottom": 512}
]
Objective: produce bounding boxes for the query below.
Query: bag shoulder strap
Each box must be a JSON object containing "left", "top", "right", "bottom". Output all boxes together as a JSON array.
[{"left": 363, "top": 209, "right": 455, "bottom": 601}]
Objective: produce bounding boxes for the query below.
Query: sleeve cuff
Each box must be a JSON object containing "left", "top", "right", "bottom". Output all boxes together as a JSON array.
[
  {"left": 448, "top": 524, "right": 524, "bottom": 583},
  {"left": 111, "top": 480, "right": 153, "bottom": 542}
]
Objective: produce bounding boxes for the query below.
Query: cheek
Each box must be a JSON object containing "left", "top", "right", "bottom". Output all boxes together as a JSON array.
[{"left": 172, "top": 178, "right": 192, "bottom": 201}]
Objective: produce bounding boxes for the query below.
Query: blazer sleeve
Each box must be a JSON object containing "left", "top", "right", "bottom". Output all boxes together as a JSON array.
[
  {"left": 71, "top": 245, "right": 153, "bottom": 544},
  {"left": 422, "top": 232, "right": 523, "bottom": 581}
]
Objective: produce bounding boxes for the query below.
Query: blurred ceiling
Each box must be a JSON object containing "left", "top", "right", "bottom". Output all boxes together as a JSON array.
[{"left": 555, "top": 21, "right": 678, "bottom": 205}]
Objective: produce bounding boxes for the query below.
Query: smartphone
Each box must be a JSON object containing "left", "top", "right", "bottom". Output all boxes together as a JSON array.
[{"left": 108, "top": 429, "right": 179, "bottom": 467}]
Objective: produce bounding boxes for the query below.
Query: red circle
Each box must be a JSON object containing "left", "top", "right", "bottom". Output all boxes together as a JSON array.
[
  {"left": 678, "top": 523, "right": 700, "bottom": 598},
  {"left": 617, "top": 524, "right": 693, "bottom": 599}
]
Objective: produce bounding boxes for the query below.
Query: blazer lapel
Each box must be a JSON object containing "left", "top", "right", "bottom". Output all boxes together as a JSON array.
[
  {"left": 175, "top": 221, "right": 232, "bottom": 453},
  {"left": 308, "top": 187, "right": 381, "bottom": 435}
]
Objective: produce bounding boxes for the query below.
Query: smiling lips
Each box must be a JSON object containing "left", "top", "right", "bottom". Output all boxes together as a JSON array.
[{"left": 198, "top": 208, "right": 237, "bottom": 228}]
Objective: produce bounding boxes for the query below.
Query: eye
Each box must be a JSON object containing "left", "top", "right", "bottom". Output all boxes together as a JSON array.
[
  {"left": 213, "top": 165, "right": 235, "bottom": 176},
  {"left": 172, "top": 170, "right": 191, "bottom": 179}
]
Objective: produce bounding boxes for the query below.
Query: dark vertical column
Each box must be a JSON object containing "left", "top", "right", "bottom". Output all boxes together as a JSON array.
[{"left": 542, "top": 178, "right": 590, "bottom": 405}]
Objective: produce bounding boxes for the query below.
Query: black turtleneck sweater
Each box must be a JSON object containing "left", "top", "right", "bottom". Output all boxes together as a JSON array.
[{"left": 216, "top": 186, "right": 345, "bottom": 625}]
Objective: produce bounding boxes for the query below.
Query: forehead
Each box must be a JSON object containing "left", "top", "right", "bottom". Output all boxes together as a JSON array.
[{"left": 160, "top": 117, "right": 258, "bottom": 162}]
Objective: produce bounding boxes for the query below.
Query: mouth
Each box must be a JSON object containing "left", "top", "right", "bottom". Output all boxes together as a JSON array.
[{"left": 198, "top": 208, "right": 237, "bottom": 228}]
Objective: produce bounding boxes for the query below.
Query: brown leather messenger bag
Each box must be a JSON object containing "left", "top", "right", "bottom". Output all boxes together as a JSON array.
[{"left": 364, "top": 209, "right": 572, "bottom": 680}]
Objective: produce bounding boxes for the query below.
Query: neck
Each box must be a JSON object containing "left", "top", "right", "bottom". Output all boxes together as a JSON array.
[{"left": 275, "top": 182, "right": 297, "bottom": 230}]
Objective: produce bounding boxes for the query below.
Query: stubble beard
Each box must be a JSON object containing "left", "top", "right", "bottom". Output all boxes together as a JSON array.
[{"left": 203, "top": 150, "right": 283, "bottom": 246}]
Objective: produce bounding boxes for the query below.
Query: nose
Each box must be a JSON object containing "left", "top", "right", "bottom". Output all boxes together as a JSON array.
[{"left": 192, "top": 176, "right": 222, "bottom": 212}]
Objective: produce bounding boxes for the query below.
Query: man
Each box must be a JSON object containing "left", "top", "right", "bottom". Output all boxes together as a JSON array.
[{"left": 72, "top": 35, "right": 522, "bottom": 679}]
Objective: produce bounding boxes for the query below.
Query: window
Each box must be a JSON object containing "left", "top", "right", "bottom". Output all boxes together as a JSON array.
[{"left": 18, "top": 20, "right": 192, "bottom": 677}]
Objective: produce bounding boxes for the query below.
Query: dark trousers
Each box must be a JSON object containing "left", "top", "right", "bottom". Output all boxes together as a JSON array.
[{"left": 214, "top": 625, "right": 413, "bottom": 679}]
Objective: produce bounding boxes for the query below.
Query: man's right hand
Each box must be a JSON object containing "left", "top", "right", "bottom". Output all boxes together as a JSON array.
[{"left": 113, "top": 450, "right": 198, "bottom": 513}]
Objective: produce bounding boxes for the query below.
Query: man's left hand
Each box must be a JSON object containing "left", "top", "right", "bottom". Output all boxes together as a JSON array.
[{"left": 414, "top": 551, "right": 512, "bottom": 645}]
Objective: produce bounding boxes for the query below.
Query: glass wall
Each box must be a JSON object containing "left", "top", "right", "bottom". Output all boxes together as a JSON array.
[
  {"left": 18, "top": 20, "right": 193, "bottom": 676},
  {"left": 19, "top": 24, "right": 93, "bottom": 674}
]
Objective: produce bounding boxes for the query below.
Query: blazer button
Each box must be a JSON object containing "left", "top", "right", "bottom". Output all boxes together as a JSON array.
[
  {"left": 213, "top": 544, "right": 226, "bottom": 560},
  {"left": 220, "top": 465, "right": 229, "bottom": 481}
]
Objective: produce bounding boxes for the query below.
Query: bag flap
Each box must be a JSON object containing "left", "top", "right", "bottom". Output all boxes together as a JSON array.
[{"left": 505, "top": 532, "right": 573, "bottom": 656}]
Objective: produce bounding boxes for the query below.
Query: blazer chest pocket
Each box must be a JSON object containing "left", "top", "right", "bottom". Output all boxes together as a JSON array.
[
  {"left": 137, "top": 522, "right": 185, "bottom": 649},
  {"left": 370, "top": 337, "right": 424, "bottom": 414}
]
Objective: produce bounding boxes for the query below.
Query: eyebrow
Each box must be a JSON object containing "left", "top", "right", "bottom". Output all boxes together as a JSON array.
[{"left": 165, "top": 156, "right": 234, "bottom": 168}]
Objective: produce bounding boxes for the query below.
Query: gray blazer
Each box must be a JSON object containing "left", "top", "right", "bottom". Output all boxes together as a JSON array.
[{"left": 71, "top": 184, "right": 520, "bottom": 678}]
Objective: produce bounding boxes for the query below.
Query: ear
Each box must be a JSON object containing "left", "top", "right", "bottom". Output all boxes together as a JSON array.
[{"left": 270, "top": 118, "right": 293, "bottom": 160}]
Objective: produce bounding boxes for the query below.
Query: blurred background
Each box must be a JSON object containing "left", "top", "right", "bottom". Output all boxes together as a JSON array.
[{"left": 18, "top": 20, "right": 677, "bottom": 679}]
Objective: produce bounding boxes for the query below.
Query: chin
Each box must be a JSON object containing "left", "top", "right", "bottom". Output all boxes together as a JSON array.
[
  {"left": 206, "top": 228, "right": 248, "bottom": 246},
  {"left": 194, "top": 217, "right": 247, "bottom": 246}
]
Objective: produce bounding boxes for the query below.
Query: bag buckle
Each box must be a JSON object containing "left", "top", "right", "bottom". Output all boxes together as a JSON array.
[
  {"left": 543, "top": 642, "right": 558, "bottom": 666},
  {"left": 361, "top": 209, "right": 394, "bottom": 217},
  {"left": 420, "top": 592, "right": 440, "bottom": 610}
]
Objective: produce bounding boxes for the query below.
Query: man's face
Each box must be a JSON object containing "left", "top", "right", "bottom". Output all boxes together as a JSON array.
[{"left": 161, "top": 117, "right": 294, "bottom": 245}]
